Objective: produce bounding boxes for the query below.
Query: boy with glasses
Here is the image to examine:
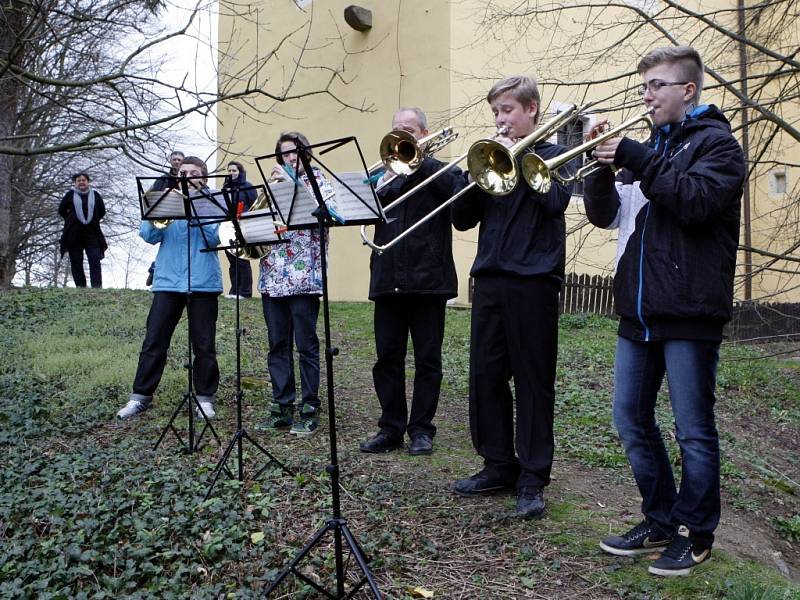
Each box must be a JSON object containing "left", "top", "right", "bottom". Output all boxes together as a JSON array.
[{"left": 583, "top": 46, "right": 745, "bottom": 576}]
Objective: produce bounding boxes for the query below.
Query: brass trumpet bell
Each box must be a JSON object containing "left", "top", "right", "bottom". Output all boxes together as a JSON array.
[{"left": 521, "top": 110, "right": 653, "bottom": 194}]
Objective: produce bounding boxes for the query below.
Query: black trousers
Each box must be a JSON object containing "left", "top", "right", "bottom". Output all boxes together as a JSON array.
[
  {"left": 226, "top": 252, "right": 252, "bottom": 297},
  {"left": 469, "top": 276, "right": 559, "bottom": 490},
  {"left": 131, "top": 291, "right": 219, "bottom": 398},
  {"left": 67, "top": 245, "right": 102, "bottom": 288},
  {"left": 372, "top": 294, "right": 447, "bottom": 440}
]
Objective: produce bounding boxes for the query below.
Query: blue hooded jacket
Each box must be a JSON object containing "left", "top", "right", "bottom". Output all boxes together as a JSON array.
[{"left": 140, "top": 190, "right": 222, "bottom": 293}]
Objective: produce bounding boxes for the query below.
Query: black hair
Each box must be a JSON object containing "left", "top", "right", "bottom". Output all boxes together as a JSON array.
[{"left": 72, "top": 172, "right": 91, "bottom": 182}]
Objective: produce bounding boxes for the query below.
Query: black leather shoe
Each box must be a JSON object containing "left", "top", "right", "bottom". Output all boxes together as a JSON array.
[
  {"left": 515, "top": 487, "right": 545, "bottom": 518},
  {"left": 453, "top": 470, "right": 515, "bottom": 496},
  {"left": 408, "top": 434, "right": 433, "bottom": 456},
  {"left": 359, "top": 432, "right": 403, "bottom": 454}
]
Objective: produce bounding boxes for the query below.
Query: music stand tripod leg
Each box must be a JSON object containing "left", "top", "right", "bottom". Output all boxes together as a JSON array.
[
  {"left": 203, "top": 243, "right": 293, "bottom": 501},
  {"left": 265, "top": 198, "right": 381, "bottom": 599}
]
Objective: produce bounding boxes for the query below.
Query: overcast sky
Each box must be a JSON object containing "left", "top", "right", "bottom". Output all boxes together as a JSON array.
[{"left": 103, "top": 0, "right": 219, "bottom": 290}]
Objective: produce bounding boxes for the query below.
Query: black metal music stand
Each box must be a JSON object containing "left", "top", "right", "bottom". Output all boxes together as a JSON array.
[
  {"left": 202, "top": 183, "right": 295, "bottom": 500},
  {"left": 256, "top": 137, "right": 384, "bottom": 599},
  {"left": 136, "top": 175, "right": 224, "bottom": 454}
]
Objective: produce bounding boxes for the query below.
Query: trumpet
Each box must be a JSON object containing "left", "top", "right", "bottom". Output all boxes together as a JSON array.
[
  {"left": 466, "top": 105, "right": 583, "bottom": 196},
  {"left": 521, "top": 109, "right": 654, "bottom": 194},
  {"left": 267, "top": 164, "right": 298, "bottom": 184}
]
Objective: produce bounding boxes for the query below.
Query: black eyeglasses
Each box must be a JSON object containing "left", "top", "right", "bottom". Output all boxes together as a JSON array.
[{"left": 639, "top": 79, "right": 689, "bottom": 96}]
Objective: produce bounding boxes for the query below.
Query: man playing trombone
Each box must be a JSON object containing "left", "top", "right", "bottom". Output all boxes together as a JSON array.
[
  {"left": 583, "top": 46, "right": 745, "bottom": 576},
  {"left": 359, "top": 108, "right": 464, "bottom": 456},
  {"left": 451, "top": 76, "right": 574, "bottom": 518}
]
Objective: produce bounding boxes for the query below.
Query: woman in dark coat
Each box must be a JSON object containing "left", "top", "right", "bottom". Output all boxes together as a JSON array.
[
  {"left": 59, "top": 172, "right": 108, "bottom": 288},
  {"left": 222, "top": 161, "right": 258, "bottom": 298}
]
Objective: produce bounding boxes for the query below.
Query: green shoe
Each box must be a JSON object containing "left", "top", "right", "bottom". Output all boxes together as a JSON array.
[
  {"left": 290, "top": 404, "right": 319, "bottom": 437},
  {"left": 258, "top": 403, "right": 293, "bottom": 430}
]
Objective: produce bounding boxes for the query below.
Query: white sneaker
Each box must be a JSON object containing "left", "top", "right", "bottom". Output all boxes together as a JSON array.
[
  {"left": 117, "top": 399, "right": 148, "bottom": 419},
  {"left": 197, "top": 401, "right": 216, "bottom": 419}
]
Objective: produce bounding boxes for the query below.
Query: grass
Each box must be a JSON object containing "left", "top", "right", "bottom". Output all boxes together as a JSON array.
[{"left": 0, "top": 287, "right": 798, "bottom": 598}]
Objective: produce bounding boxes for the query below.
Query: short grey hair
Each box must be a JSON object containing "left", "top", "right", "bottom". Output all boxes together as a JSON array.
[
  {"left": 638, "top": 46, "right": 704, "bottom": 103},
  {"left": 395, "top": 107, "right": 428, "bottom": 130}
]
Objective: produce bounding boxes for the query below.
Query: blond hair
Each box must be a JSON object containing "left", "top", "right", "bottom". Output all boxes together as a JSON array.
[{"left": 487, "top": 76, "right": 541, "bottom": 124}]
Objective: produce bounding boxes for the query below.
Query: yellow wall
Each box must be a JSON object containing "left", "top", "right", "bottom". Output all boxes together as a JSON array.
[{"left": 218, "top": 0, "right": 799, "bottom": 304}]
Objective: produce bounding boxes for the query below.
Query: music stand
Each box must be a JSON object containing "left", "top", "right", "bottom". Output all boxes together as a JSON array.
[
  {"left": 136, "top": 175, "right": 225, "bottom": 454},
  {"left": 203, "top": 183, "right": 295, "bottom": 500},
  {"left": 256, "top": 137, "right": 384, "bottom": 599}
]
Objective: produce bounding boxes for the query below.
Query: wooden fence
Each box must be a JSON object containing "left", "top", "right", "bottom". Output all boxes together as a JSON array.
[
  {"left": 726, "top": 301, "right": 800, "bottom": 342},
  {"left": 559, "top": 272, "right": 615, "bottom": 316},
  {"left": 469, "top": 274, "right": 800, "bottom": 342}
]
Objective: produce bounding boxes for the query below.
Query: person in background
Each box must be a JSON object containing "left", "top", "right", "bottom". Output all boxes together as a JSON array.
[
  {"left": 146, "top": 150, "right": 184, "bottom": 286},
  {"left": 59, "top": 172, "right": 108, "bottom": 288},
  {"left": 222, "top": 160, "right": 258, "bottom": 299},
  {"left": 583, "top": 46, "right": 744, "bottom": 577},
  {"left": 257, "top": 131, "right": 334, "bottom": 437},
  {"left": 359, "top": 107, "right": 462, "bottom": 457},
  {"left": 117, "top": 156, "right": 222, "bottom": 421},
  {"left": 450, "top": 75, "right": 573, "bottom": 519},
  {"left": 151, "top": 150, "right": 184, "bottom": 192}
]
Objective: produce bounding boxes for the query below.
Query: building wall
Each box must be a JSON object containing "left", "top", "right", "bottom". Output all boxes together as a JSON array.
[{"left": 217, "top": 0, "right": 799, "bottom": 304}]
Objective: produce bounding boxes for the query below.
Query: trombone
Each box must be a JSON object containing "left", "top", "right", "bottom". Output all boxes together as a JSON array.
[
  {"left": 521, "top": 109, "right": 654, "bottom": 194},
  {"left": 366, "top": 127, "right": 458, "bottom": 191},
  {"left": 360, "top": 106, "right": 583, "bottom": 254},
  {"left": 467, "top": 104, "right": 582, "bottom": 196}
]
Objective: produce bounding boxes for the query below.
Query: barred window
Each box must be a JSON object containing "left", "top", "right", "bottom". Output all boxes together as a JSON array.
[{"left": 555, "top": 117, "right": 586, "bottom": 196}]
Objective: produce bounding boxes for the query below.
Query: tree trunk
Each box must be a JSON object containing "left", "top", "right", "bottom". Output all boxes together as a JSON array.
[{"left": 0, "top": 3, "right": 26, "bottom": 289}]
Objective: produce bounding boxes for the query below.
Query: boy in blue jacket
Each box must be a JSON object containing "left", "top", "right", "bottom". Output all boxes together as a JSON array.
[
  {"left": 118, "top": 156, "right": 223, "bottom": 420},
  {"left": 583, "top": 46, "right": 745, "bottom": 576}
]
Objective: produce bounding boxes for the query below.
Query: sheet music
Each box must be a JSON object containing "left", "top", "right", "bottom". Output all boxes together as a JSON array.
[
  {"left": 191, "top": 189, "right": 227, "bottom": 219},
  {"left": 143, "top": 190, "right": 185, "bottom": 219},
  {"left": 240, "top": 208, "right": 281, "bottom": 243},
  {"left": 269, "top": 180, "right": 319, "bottom": 227},
  {"left": 142, "top": 189, "right": 227, "bottom": 219},
  {"left": 331, "top": 172, "right": 384, "bottom": 221}
]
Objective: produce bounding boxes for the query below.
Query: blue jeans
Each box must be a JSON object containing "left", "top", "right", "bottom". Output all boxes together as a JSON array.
[
  {"left": 613, "top": 336, "right": 721, "bottom": 546},
  {"left": 261, "top": 295, "right": 321, "bottom": 409}
]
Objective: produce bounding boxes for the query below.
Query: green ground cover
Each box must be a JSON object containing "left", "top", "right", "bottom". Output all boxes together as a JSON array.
[{"left": 0, "top": 288, "right": 798, "bottom": 598}]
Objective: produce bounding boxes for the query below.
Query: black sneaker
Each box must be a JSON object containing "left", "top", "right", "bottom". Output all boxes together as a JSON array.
[
  {"left": 515, "top": 487, "right": 545, "bottom": 519},
  {"left": 453, "top": 469, "right": 516, "bottom": 496},
  {"left": 599, "top": 520, "right": 671, "bottom": 556},
  {"left": 648, "top": 525, "right": 711, "bottom": 577}
]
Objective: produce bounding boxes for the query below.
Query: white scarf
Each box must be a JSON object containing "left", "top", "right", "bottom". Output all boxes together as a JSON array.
[{"left": 72, "top": 187, "right": 96, "bottom": 224}]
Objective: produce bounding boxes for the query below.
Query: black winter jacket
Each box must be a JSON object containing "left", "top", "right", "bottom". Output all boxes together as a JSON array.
[
  {"left": 583, "top": 104, "right": 744, "bottom": 341},
  {"left": 58, "top": 190, "right": 108, "bottom": 256},
  {"left": 368, "top": 157, "right": 461, "bottom": 300},
  {"left": 451, "top": 140, "right": 572, "bottom": 280},
  {"left": 223, "top": 173, "right": 258, "bottom": 212}
]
